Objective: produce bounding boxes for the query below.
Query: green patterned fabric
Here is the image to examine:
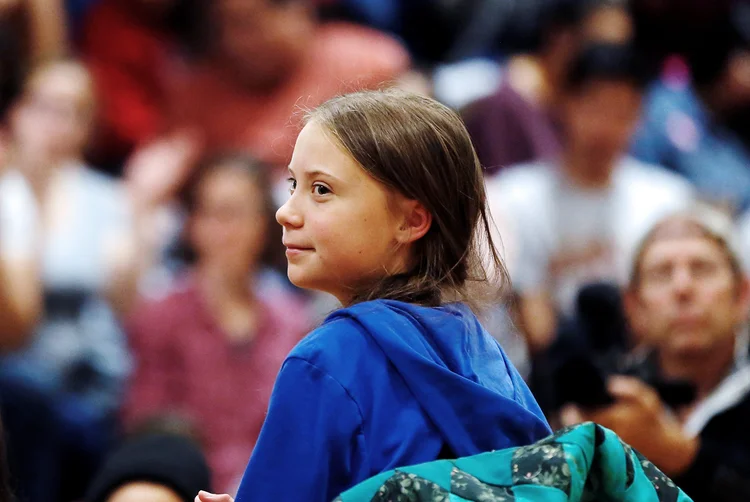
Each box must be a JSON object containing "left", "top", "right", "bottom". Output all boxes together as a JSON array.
[{"left": 334, "top": 422, "right": 693, "bottom": 502}]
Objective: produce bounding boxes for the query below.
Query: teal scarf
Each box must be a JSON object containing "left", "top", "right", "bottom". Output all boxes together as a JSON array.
[{"left": 335, "top": 422, "right": 692, "bottom": 501}]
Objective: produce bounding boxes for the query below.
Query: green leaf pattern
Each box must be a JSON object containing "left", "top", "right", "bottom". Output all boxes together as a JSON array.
[
  {"left": 451, "top": 467, "right": 516, "bottom": 501},
  {"left": 371, "top": 471, "right": 450, "bottom": 502},
  {"left": 512, "top": 443, "right": 572, "bottom": 495}
]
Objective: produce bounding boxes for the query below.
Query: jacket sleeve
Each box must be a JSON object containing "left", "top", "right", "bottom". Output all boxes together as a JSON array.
[{"left": 234, "top": 357, "right": 365, "bottom": 502}]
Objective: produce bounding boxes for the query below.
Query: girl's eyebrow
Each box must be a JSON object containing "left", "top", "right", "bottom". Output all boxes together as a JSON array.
[{"left": 288, "top": 165, "right": 344, "bottom": 183}]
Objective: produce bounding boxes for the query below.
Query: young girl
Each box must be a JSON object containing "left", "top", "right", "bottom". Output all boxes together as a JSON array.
[{"left": 198, "top": 89, "right": 551, "bottom": 502}]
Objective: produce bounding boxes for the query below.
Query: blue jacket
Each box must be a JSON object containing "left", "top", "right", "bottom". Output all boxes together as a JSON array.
[{"left": 235, "top": 300, "right": 551, "bottom": 501}]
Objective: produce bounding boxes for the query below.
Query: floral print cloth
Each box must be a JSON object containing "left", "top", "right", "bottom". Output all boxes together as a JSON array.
[{"left": 334, "top": 422, "right": 693, "bottom": 502}]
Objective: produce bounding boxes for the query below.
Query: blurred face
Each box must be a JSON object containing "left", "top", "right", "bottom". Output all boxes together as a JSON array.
[
  {"left": 563, "top": 79, "right": 642, "bottom": 171},
  {"left": 107, "top": 482, "right": 181, "bottom": 502},
  {"left": 581, "top": 5, "right": 633, "bottom": 45},
  {"left": 213, "top": 0, "right": 314, "bottom": 88},
  {"left": 627, "top": 235, "right": 749, "bottom": 358},
  {"left": 277, "top": 122, "right": 409, "bottom": 303},
  {"left": 189, "top": 165, "right": 267, "bottom": 274},
  {"left": 12, "top": 63, "right": 94, "bottom": 166}
]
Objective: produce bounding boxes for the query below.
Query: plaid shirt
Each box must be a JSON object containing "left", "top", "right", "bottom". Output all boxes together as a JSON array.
[{"left": 122, "top": 274, "right": 311, "bottom": 491}]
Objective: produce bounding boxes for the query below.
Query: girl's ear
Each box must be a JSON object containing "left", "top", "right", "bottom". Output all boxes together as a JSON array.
[{"left": 396, "top": 198, "right": 432, "bottom": 245}]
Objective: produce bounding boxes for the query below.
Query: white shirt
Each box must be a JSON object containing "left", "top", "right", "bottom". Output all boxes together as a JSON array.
[
  {"left": 487, "top": 156, "right": 695, "bottom": 315},
  {"left": 0, "top": 169, "right": 39, "bottom": 260}
]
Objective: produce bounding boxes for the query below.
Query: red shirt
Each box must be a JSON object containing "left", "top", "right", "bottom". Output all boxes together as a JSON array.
[
  {"left": 164, "top": 22, "right": 410, "bottom": 168},
  {"left": 123, "top": 275, "right": 311, "bottom": 491},
  {"left": 81, "top": 0, "right": 173, "bottom": 160}
]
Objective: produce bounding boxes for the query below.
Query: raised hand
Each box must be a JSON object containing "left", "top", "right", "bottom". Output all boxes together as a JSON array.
[{"left": 195, "top": 490, "right": 234, "bottom": 502}]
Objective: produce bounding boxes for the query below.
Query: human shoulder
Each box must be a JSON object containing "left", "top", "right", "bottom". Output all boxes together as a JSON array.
[
  {"left": 462, "top": 83, "right": 525, "bottom": 118},
  {"left": 287, "top": 313, "right": 370, "bottom": 366},
  {"left": 486, "top": 160, "right": 557, "bottom": 217},
  {"left": 487, "top": 160, "right": 556, "bottom": 192},
  {"left": 617, "top": 156, "right": 694, "bottom": 198}
]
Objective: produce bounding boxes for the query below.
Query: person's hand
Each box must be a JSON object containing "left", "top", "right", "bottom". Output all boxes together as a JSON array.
[
  {"left": 560, "top": 376, "right": 699, "bottom": 477},
  {"left": 124, "top": 129, "right": 203, "bottom": 210},
  {"left": 195, "top": 490, "right": 234, "bottom": 502}
]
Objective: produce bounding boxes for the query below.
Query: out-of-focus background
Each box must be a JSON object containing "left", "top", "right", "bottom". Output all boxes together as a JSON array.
[{"left": 1, "top": 0, "right": 750, "bottom": 500}]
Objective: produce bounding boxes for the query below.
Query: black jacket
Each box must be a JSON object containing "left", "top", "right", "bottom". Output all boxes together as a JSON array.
[{"left": 673, "top": 364, "right": 750, "bottom": 502}]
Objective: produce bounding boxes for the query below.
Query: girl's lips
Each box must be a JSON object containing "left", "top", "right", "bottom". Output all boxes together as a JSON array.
[{"left": 285, "top": 246, "right": 314, "bottom": 257}]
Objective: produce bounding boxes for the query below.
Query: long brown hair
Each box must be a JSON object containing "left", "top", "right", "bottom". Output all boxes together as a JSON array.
[{"left": 307, "top": 88, "right": 509, "bottom": 309}]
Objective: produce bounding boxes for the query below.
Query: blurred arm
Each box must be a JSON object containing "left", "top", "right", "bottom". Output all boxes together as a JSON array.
[
  {"left": 518, "top": 291, "right": 557, "bottom": 354},
  {"left": 0, "top": 256, "right": 40, "bottom": 350},
  {"left": 26, "top": 0, "right": 68, "bottom": 61},
  {"left": 0, "top": 172, "right": 41, "bottom": 350}
]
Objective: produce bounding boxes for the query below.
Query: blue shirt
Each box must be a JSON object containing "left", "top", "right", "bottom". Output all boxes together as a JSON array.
[
  {"left": 235, "top": 300, "right": 551, "bottom": 502},
  {"left": 631, "top": 81, "right": 750, "bottom": 214}
]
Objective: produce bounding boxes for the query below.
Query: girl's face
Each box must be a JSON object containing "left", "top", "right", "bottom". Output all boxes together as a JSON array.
[
  {"left": 277, "top": 122, "right": 412, "bottom": 303},
  {"left": 190, "top": 164, "right": 267, "bottom": 274}
]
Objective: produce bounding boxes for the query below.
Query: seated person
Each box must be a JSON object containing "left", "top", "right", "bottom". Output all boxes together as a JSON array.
[
  {"left": 563, "top": 207, "right": 750, "bottom": 502},
  {"left": 631, "top": 3, "right": 750, "bottom": 215},
  {"left": 0, "top": 59, "right": 137, "bottom": 501},
  {"left": 487, "top": 42, "right": 694, "bottom": 354},
  {"left": 122, "top": 153, "right": 311, "bottom": 493},
  {"left": 462, "top": 0, "right": 633, "bottom": 175}
]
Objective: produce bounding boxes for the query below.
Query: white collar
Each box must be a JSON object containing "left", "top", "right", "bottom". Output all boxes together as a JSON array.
[{"left": 682, "top": 328, "right": 750, "bottom": 436}]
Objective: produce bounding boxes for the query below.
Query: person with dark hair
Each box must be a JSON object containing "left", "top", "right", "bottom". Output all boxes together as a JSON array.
[
  {"left": 122, "top": 153, "right": 311, "bottom": 493},
  {"left": 462, "top": 0, "right": 633, "bottom": 176},
  {"left": 197, "top": 88, "right": 551, "bottom": 502},
  {"left": 0, "top": 59, "right": 137, "bottom": 501},
  {"left": 631, "top": 1, "right": 750, "bottom": 214},
  {"left": 487, "top": 42, "right": 694, "bottom": 354},
  {"left": 86, "top": 431, "right": 211, "bottom": 502},
  {"left": 562, "top": 206, "right": 750, "bottom": 501}
]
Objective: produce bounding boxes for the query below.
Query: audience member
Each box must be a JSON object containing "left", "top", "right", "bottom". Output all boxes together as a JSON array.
[
  {"left": 0, "top": 59, "right": 136, "bottom": 500},
  {"left": 562, "top": 207, "right": 750, "bottom": 502},
  {"left": 463, "top": 0, "right": 632, "bottom": 175},
  {"left": 487, "top": 43, "right": 693, "bottom": 353},
  {"left": 123, "top": 153, "right": 310, "bottom": 493},
  {"left": 162, "top": 0, "right": 409, "bottom": 170},
  {"left": 631, "top": 2, "right": 750, "bottom": 214},
  {"left": 86, "top": 431, "right": 211, "bottom": 502}
]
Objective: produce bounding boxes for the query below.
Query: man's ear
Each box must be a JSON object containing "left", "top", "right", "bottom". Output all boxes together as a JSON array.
[{"left": 395, "top": 199, "right": 432, "bottom": 245}]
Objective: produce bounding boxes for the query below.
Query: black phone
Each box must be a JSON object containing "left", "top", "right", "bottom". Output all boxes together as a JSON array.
[{"left": 552, "top": 355, "right": 615, "bottom": 410}]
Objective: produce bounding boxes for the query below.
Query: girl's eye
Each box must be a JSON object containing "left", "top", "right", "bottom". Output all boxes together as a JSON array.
[
  {"left": 313, "top": 184, "right": 331, "bottom": 196},
  {"left": 287, "top": 177, "right": 297, "bottom": 194}
]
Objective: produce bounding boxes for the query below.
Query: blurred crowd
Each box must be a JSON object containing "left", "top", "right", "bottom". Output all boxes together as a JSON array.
[{"left": 0, "top": 0, "right": 750, "bottom": 501}]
